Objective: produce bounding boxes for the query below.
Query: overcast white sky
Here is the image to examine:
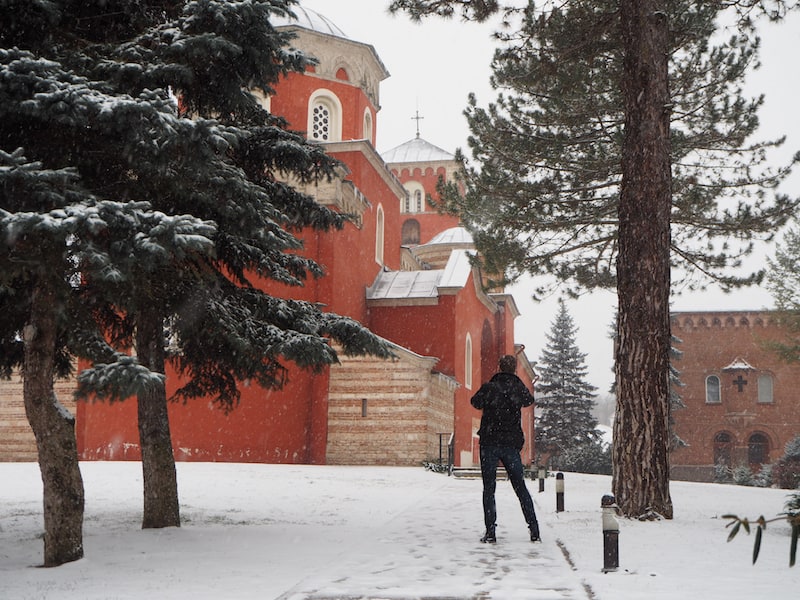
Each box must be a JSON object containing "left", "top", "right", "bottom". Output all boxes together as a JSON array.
[{"left": 299, "top": 0, "right": 800, "bottom": 392}]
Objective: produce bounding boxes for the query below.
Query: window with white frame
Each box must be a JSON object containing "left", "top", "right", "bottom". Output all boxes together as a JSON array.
[
  {"left": 363, "top": 108, "right": 373, "bottom": 143},
  {"left": 705, "top": 375, "right": 721, "bottom": 403},
  {"left": 308, "top": 90, "right": 342, "bottom": 142},
  {"left": 375, "top": 204, "right": 384, "bottom": 265},
  {"left": 401, "top": 182, "right": 425, "bottom": 213},
  {"left": 465, "top": 334, "right": 473, "bottom": 390},
  {"left": 757, "top": 374, "right": 774, "bottom": 403},
  {"left": 414, "top": 189, "right": 424, "bottom": 213}
]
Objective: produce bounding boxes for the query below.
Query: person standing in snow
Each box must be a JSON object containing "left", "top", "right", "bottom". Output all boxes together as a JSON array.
[{"left": 470, "top": 354, "right": 540, "bottom": 544}]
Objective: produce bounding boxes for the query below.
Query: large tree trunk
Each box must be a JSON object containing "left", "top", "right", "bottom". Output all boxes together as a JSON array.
[
  {"left": 23, "top": 280, "right": 85, "bottom": 566},
  {"left": 613, "top": 0, "right": 674, "bottom": 520},
  {"left": 136, "top": 306, "right": 180, "bottom": 529}
]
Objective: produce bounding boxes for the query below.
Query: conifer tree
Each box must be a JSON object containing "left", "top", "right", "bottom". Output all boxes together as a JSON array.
[
  {"left": 534, "top": 299, "right": 598, "bottom": 464},
  {"left": 1, "top": 0, "right": 392, "bottom": 551},
  {"left": 765, "top": 227, "right": 800, "bottom": 361},
  {"left": 390, "top": 0, "right": 799, "bottom": 519}
]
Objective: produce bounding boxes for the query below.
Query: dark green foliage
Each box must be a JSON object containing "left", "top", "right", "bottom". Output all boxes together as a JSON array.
[
  {"left": 765, "top": 227, "right": 800, "bottom": 363},
  {"left": 771, "top": 435, "right": 800, "bottom": 489},
  {"left": 1, "top": 0, "right": 393, "bottom": 534},
  {"left": 1, "top": 0, "right": 392, "bottom": 406},
  {"left": 425, "top": 1, "right": 799, "bottom": 297},
  {"left": 534, "top": 299, "right": 599, "bottom": 463},
  {"left": 725, "top": 491, "right": 800, "bottom": 566},
  {"left": 558, "top": 439, "right": 612, "bottom": 475}
]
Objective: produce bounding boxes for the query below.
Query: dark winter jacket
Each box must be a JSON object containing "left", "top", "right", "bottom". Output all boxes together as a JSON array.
[{"left": 470, "top": 372, "right": 534, "bottom": 450}]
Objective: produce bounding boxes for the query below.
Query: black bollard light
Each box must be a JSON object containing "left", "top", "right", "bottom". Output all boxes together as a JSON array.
[
  {"left": 601, "top": 494, "right": 619, "bottom": 573},
  {"left": 538, "top": 466, "right": 546, "bottom": 493},
  {"left": 555, "top": 472, "right": 565, "bottom": 512}
]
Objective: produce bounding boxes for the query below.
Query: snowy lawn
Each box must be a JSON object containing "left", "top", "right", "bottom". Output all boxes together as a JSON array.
[{"left": 1, "top": 462, "right": 798, "bottom": 599}]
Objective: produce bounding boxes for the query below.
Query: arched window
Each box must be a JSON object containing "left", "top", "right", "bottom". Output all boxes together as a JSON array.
[
  {"left": 414, "top": 189, "right": 424, "bottom": 213},
  {"left": 748, "top": 432, "right": 770, "bottom": 466},
  {"left": 713, "top": 432, "right": 733, "bottom": 466},
  {"left": 363, "top": 108, "right": 373, "bottom": 143},
  {"left": 401, "top": 182, "right": 424, "bottom": 213},
  {"left": 705, "top": 375, "right": 721, "bottom": 404},
  {"left": 401, "top": 219, "right": 420, "bottom": 245},
  {"left": 308, "top": 90, "right": 342, "bottom": 142},
  {"left": 465, "top": 333, "right": 473, "bottom": 390},
  {"left": 375, "top": 204, "right": 384, "bottom": 266},
  {"left": 757, "top": 374, "right": 774, "bottom": 404}
]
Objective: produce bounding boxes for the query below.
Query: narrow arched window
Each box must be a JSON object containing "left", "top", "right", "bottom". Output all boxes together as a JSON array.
[
  {"left": 363, "top": 109, "right": 373, "bottom": 143},
  {"left": 757, "top": 374, "right": 773, "bottom": 404},
  {"left": 402, "top": 182, "right": 424, "bottom": 214},
  {"left": 705, "top": 375, "right": 721, "bottom": 404},
  {"left": 375, "top": 204, "right": 384, "bottom": 266},
  {"left": 414, "top": 189, "right": 424, "bottom": 213},
  {"left": 713, "top": 432, "right": 732, "bottom": 466},
  {"left": 401, "top": 219, "right": 420, "bottom": 245},
  {"left": 748, "top": 432, "right": 769, "bottom": 465},
  {"left": 465, "top": 333, "right": 473, "bottom": 390}
]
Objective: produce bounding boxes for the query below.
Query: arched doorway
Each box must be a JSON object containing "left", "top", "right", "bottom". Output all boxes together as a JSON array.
[
  {"left": 748, "top": 432, "right": 770, "bottom": 467},
  {"left": 713, "top": 431, "right": 733, "bottom": 467}
]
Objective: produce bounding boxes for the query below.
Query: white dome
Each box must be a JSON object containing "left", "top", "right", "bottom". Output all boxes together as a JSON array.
[
  {"left": 425, "top": 227, "right": 474, "bottom": 246},
  {"left": 382, "top": 136, "right": 455, "bottom": 164},
  {"left": 272, "top": 7, "right": 348, "bottom": 39}
]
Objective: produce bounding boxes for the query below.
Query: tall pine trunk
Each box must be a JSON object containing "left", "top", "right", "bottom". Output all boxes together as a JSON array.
[
  {"left": 136, "top": 306, "right": 180, "bottom": 529},
  {"left": 23, "top": 280, "right": 85, "bottom": 566},
  {"left": 613, "top": 0, "right": 674, "bottom": 519}
]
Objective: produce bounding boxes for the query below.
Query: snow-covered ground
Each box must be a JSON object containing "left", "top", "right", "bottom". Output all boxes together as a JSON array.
[{"left": 2, "top": 462, "right": 798, "bottom": 599}]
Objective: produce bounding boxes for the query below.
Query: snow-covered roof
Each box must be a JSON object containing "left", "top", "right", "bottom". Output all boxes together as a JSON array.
[
  {"left": 271, "top": 7, "right": 348, "bottom": 38},
  {"left": 439, "top": 249, "right": 474, "bottom": 289},
  {"left": 424, "top": 226, "right": 473, "bottom": 247},
  {"left": 367, "top": 270, "right": 443, "bottom": 300},
  {"left": 367, "top": 249, "right": 475, "bottom": 301},
  {"left": 381, "top": 137, "right": 455, "bottom": 164},
  {"left": 722, "top": 357, "right": 756, "bottom": 371}
]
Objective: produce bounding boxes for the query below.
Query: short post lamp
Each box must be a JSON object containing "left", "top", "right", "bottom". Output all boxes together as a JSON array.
[
  {"left": 555, "top": 472, "right": 565, "bottom": 512},
  {"left": 538, "top": 466, "right": 546, "bottom": 492},
  {"left": 601, "top": 494, "right": 620, "bottom": 572}
]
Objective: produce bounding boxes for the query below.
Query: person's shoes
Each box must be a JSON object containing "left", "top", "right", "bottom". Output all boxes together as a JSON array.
[
  {"left": 530, "top": 525, "right": 541, "bottom": 542},
  {"left": 480, "top": 528, "right": 497, "bottom": 544}
]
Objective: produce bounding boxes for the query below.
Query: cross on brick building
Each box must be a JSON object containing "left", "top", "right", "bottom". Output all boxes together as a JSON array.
[{"left": 733, "top": 374, "right": 748, "bottom": 392}]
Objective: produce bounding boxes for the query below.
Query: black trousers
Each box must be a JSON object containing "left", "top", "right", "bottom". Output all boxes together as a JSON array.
[{"left": 479, "top": 444, "right": 538, "bottom": 532}]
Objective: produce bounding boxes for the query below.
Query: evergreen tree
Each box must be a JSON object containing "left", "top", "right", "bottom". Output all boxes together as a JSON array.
[
  {"left": 765, "top": 226, "right": 800, "bottom": 361},
  {"left": 0, "top": 147, "right": 212, "bottom": 565},
  {"left": 1, "top": 0, "right": 392, "bottom": 551},
  {"left": 534, "top": 299, "right": 598, "bottom": 464},
  {"left": 390, "top": 0, "right": 799, "bottom": 519}
]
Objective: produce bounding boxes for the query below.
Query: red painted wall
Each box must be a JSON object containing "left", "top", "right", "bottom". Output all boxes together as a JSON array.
[{"left": 271, "top": 72, "right": 377, "bottom": 145}]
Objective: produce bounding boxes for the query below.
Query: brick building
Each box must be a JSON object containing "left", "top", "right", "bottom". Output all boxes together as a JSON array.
[
  {"left": 1, "top": 6, "right": 535, "bottom": 467},
  {"left": 670, "top": 310, "right": 800, "bottom": 481}
]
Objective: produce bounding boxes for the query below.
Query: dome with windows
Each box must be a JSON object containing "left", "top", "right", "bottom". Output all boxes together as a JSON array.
[{"left": 271, "top": 7, "right": 348, "bottom": 38}]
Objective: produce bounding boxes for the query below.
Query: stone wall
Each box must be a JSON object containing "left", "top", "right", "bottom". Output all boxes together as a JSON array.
[
  {"left": 326, "top": 347, "right": 457, "bottom": 466},
  {"left": 0, "top": 369, "right": 78, "bottom": 461}
]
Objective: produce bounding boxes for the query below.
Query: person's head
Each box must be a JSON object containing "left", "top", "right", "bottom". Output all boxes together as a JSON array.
[{"left": 498, "top": 354, "right": 517, "bottom": 374}]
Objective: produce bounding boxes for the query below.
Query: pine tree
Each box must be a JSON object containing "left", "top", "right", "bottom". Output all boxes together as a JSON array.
[
  {"left": 764, "top": 227, "right": 800, "bottom": 363},
  {"left": 0, "top": 147, "right": 212, "bottom": 565},
  {"left": 1, "top": 0, "right": 392, "bottom": 548},
  {"left": 390, "top": 0, "right": 799, "bottom": 519},
  {"left": 534, "top": 299, "right": 598, "bottom": 465}
]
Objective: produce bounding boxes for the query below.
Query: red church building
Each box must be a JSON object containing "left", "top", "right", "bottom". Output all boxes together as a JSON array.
[{"left": 0, "top": 7, "right": 536, "bottom": 468}]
